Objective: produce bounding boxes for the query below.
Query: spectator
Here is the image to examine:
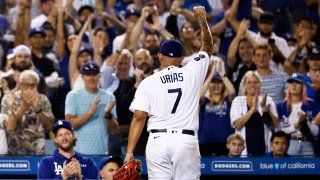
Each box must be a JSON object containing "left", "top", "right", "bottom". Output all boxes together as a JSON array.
[
  {"left": 230, "top": 71, "right": 279, "bottom": 157},
  {"left": 4, "top": 45, "right": 47, "bottom": 94},
  {"left": 99, "top": 156, "right": 123, "bottom": 180},
  {"left": 1, "top": 70, "right": 54, "bottom": 155},
  {"left": 303, "top": 46, "right": 320, "bottom": 105},
  {"left": 38, "top": 120, "right": 99, "bottom": 179},
  {"left": 226, "top": 133, "right": 245, "bottom": 157},
  {"left": 199, "top": 61, "right": 235, "bottom": 156},
  {"left": 248, "top": 11, "right": 291, "bottom": 71},
  {"left": 69, "top": 15, "right": 102, "bottom": 90},
  {"left": 284, "top": 17, "right": 315, "bottom": 75},
  {"left": 265, "top": 130, "right": 291, "bottom": 157},
  {"left": 238, "top": 44, "right": 288, "bottom": 104},
  {"left": 277, "top": 73, "right": 319, "bottom": 156},
  {"left": 31, "top": 0, "right": 55, "bottom": 28},
  {"left": 227, "top": 20, "right": 256, "bottom": 93},
  {"left": 65, "top": 62, "right": 118, "bottom": 155}
]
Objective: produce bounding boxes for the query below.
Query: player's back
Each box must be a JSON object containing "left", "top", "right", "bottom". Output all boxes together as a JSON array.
[{"left": 136, "top": 52, "right": 210, "bottom": 131}]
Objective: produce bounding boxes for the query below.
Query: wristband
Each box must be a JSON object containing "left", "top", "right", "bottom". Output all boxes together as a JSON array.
[
  {"left": 105, "top": 113, "right": 113, "bottom": 120},
  {"left": 35, "top": 108, "right": 43, "bottom": 114}
]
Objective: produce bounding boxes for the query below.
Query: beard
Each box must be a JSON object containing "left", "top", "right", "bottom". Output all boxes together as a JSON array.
[
  {"left": 259, "top": 31, "right": 272, "bottom": 37},
  {"left": 146, "top": 46, "right": 159, "bottom": 56},
  {"left": 12, "top": 61, "right": 32, "bottom": 72},
  {"left": 57, "top": 141, "right": 74, "bottom": 152},
  {"left": 140, "top": 62, "right": 153, "bottom": 74}
]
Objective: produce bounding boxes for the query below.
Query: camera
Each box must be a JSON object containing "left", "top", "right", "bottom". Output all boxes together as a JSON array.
[{"left": 268, "top": 38, "right": 275, "bottom": 44}]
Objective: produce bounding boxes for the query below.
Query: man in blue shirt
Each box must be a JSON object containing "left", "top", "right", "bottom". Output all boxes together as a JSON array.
[{"left": 37, "top": 120, "right": 99, "bottom": 179}]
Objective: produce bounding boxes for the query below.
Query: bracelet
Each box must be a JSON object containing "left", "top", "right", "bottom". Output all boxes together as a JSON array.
[
  {"left": 35, "top": 108, "right": 43, "bottom": 114},
  {"left": 105, "top": 113, "right": 113, "bottom": 120}
]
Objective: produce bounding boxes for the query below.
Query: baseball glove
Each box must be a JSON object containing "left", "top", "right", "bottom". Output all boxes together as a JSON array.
[{"left": 113, "top": 159, "right": 142, "bottom": 180}]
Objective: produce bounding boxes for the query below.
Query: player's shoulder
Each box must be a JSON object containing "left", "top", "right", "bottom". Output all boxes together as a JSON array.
[{"left": 192, "top": 51, "right": 209, "bottom": 62}]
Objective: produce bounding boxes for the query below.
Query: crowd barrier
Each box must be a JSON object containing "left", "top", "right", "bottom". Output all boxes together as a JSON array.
[{"left": 0, "top": 156, "right": 320, "bottom": 176}]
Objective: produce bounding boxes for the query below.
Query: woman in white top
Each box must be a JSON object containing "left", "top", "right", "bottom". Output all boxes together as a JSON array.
[{"left": 230, "top": 71, "right": 279, "bottom": 157}]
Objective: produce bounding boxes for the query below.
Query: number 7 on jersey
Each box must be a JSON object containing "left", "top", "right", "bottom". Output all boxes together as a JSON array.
[{"left": 168, "top": 88, "right": 182, "bottom": 114}]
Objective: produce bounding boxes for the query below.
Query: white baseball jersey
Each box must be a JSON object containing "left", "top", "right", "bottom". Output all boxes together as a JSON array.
[{"left": 129, "top": 51, "right": 210, "bottom": 131}]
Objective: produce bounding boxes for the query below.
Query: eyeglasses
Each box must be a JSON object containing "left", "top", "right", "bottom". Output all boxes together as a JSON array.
[
  {"left": 22, "top": 83, "right": 37, "bottom": 88},
  {"left": 182, "top": 27, "right": 194, "bottom": 32}
]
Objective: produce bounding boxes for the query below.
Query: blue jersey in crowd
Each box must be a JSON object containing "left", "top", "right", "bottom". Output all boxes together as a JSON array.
[{"left": 37, "top": 149, "right": 99, "bottom": 179}]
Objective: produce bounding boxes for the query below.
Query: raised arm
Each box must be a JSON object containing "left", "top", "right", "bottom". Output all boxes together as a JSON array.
[
  {"left": 69, "top": 16, "right": 91, "bottom": 89},
  {"left": 56, "top": 0, "right": 65, "bottom": 60},
  {"left": 200, "top": 62, "right": 216, "bottom": 102},
  {"left": 194, "top": 6, "right": 213, "bottom": 55}
]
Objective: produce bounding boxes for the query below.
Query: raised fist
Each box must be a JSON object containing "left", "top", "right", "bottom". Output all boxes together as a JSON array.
[{"left": 193, "top": 6, "right": 207, "bottom": 20}]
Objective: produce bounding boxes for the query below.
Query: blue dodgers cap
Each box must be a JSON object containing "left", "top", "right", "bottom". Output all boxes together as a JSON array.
[
  {"left": 53, "top": 120, "right": 74, "bottom": 134},
  {"left": 259, "top": 11, "right": 274, "bottom": 24},
  {"left": 29, "top": 27, "right": 46, "bottom": 37},
  {"left": 307, "top": 46, "right": 320, "bottom": 60},
  {"left": 99, "top": 156, "right": 123, "bottom": 170},
  {"left": 80, "top": 61, "right": 100, "bottom": 75},
  {"left": 160, "top": 39, "right": 183, "bottom": 58},
  {"left": 78, "top": 47, "right": 93, "bottom": 57},
  {"left": 125, "top": 8, "right": 141, "bottom": 19},
  {"left": 211, "top": 73, "right": 223, "bottom": 82},
  {"left": 287, "top": 73, "right": 304, "bottom": 84},
  {"left": 282, "top": 33, "right": 297, "bottom": 42}
]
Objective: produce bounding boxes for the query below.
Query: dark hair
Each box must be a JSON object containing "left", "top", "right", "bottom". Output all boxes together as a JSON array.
[
  {"left": 94, "top": 27, "right": 108, "bottom": 36},
  {"left": 270, "top": 130, "right": 290, "bottom": 143},
  {"left": 298, "top": 16, "right": 313, "bottom": 26}
]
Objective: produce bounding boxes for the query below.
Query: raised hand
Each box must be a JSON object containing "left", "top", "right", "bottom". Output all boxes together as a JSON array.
[
  {"left": 30, "top": 89, "right": 40, "bottom": 111},
  {"left": 261, "top": 93, "right": 268, "bottom": 112},
  {"left": 193, "top": 6, "right": 207, "bottom": 20},
  {"left": 309, "top": 71, "right": 320, "bottom": 91},
  {"left": 89, "top": 96, "right": 100, "bottom": 115},
  {"left": 104, "top": 100, "right": 116, "bottom": 116},
  {"left": 71, "top": 158, "right": 82, "bottom": 179},
  {"left": 251, "top": 94, "right": 258, "bottom": 112}
]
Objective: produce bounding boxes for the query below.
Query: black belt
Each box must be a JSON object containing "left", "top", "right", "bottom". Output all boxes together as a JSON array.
[{"left": 150, "top": 129, "right": 195, "bottom": 136}]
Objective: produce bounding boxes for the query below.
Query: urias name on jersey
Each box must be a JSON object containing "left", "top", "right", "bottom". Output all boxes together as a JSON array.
[{"left": 160, "top": 73, "right": 183, "bottom": 84}]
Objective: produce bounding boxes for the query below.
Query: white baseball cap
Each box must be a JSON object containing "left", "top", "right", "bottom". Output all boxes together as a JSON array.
[{"left": 13, "top": 45, "right": 31, "bottom": 56}]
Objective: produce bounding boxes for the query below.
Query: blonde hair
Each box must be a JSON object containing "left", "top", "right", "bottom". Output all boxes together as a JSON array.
[
  {"left": 120, "top": 49, "right": 133, "bottom": 66},
  {"left": 253, "top": 44, "right": 272, "bottom": 56},
  {"left": 19, "top": 70, "right": 40, "bottom": 84},
  {"left": 286, "top": 82, "right": 308, "bottom": 109},
  {"left": 227, "top": 134, "right": 245, "bottom": 145},
  {"left": 241, "top": 71, "right": 261, "bottom": 95}
]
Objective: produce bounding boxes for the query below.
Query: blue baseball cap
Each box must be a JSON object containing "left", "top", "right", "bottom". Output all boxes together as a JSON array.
[
  {"left": 211, "top": 74, "right": 223, "bottom": 82},
  {"left": 29, "top": 27, "right": 46, "bottom": 37},
  {"left": 282, "top": 33, "right": 297, "bottom": 42},
  {"left": 259, "top": 11, "right": 274, "bottom": 24},
  {"left": 287, "top": 73, "right": 304, "bottom": 84},
  {"left": 78, "top": 47, "right": 93, "bottom": 57},
  {"left": 160, "top": 39, "right": 183, "bottom": 58},
  {"left": 80, "top": 61, "right": 100, "bottom": 75},
  {"left": 53, "top": 120, "right": 74, "bottom": 134},
  {"left": 124, "top": 8, "right": 141, "bottom": 19},
  {"left": 99, "top": 156, "right": 123, "bottom": 170}
]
